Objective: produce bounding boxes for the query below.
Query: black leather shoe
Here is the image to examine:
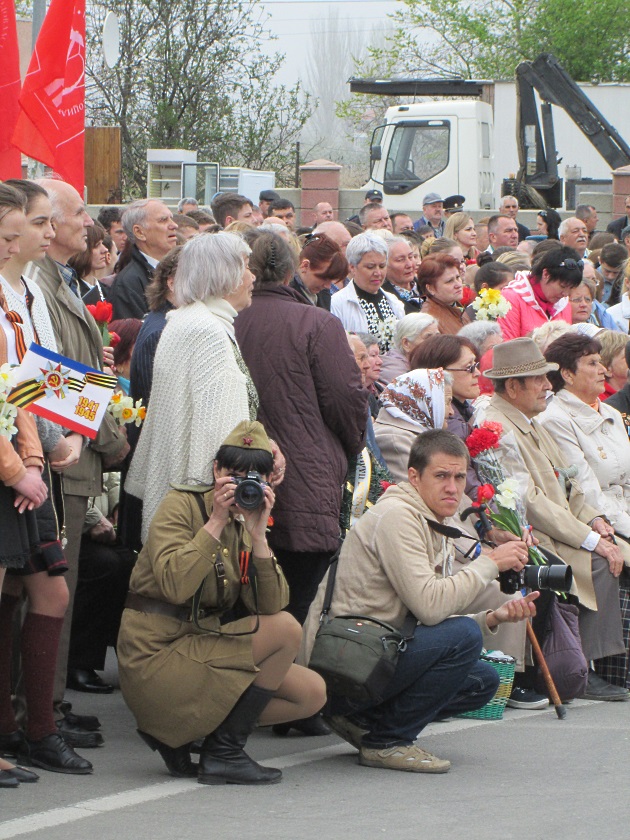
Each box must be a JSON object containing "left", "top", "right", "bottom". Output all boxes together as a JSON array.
[
  {"left": 67, "top": 669, "right": 114, "bottom": 694},
  {"left": 18, "top": 733, "right": 92, "bottom": 774},
  {"left": 6, "top": 765, "right": 39, "bottom": 783},
  {"left": 57, "top": 719, "right": 104, "bottom": 749},
  {"left": 137, "top": 730, "right": 197, "bottom": 778},
  {"left": 272, "top": 713, "right": 331, "bottom": 737},
  {"left": 0, "top": 770, "right": 19, "bottom": 788},
  {"left": 0, "top": 730, "right": 27, "bottom": 758}
]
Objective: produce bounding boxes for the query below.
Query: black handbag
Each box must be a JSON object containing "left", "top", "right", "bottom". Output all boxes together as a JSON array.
[{"left": 309, "top": 554, "right": 417, "bottom": 706}]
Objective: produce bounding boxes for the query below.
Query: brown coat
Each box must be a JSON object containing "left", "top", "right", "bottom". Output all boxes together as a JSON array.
[
  {"left": 484, "top": 394, "right": 619, "bottom": 611},
  {"left": 117, "top": 487, "right": 289, "bottom": 747},
  {"left": 0, "top": 290, "right": 43, "bottom": 486},
  {"left": 421, "top": 295, "right": 470, "bottom": 335},
  {"left": 29, "top": 256, "right": 126, "bottom": 497}
]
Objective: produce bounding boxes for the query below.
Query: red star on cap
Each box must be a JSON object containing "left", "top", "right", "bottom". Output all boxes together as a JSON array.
[{"left": 243, "top": 436, "right": 253, "bottom": 446}]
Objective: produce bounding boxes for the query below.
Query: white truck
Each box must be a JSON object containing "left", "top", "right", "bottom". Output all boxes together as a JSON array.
[{"left": 353, "top": 55, "right": 630, "bottom": 211}]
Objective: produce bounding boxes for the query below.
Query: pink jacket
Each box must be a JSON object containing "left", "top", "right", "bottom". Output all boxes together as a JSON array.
[{"left": 497, "top": 272, "right": 572, "bottom": 340}]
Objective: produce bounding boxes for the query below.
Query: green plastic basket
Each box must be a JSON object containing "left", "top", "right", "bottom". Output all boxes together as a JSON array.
[{"left": 458, "top": 651, "right": 516, "bottom": 721}]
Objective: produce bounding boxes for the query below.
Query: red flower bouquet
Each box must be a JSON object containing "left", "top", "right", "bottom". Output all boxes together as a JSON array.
[{"left": 465, "top": 421, "right": 502, "bottom": 458}]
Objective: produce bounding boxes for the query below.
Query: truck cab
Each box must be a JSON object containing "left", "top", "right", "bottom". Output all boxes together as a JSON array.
[{"left": 366, "top": 100, "right": 495, "bottom": 211}]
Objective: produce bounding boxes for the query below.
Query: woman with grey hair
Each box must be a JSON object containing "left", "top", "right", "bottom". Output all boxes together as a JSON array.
[
  {"left": 458, "top": 321, "right": 503, "bottom": 356},
  {"left": 330, "top": 232, "right": 404, "bottom": 351},
  {"left": 126, "top": 232, "right": 264, "bottom": 541},
  {"left": 379, "top": 312, "right": 439, "bottom": 385}
]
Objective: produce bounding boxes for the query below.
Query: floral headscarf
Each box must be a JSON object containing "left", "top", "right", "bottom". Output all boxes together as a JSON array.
[{"left": 379, "top": 368, "right": 445, "bottom": 430}]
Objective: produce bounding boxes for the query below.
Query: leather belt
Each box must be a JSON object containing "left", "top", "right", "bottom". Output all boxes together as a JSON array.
[{"left": 125, "top": 592, "right": 192, "bottom": 622}]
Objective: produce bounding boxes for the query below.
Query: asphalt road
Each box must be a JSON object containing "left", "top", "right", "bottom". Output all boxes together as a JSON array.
[{"left": 1, "top": 667, "right": 628, "bottom": 840}]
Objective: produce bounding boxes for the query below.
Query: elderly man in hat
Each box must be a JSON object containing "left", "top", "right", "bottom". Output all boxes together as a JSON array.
[
  {"left": 484, "top": 338, "right": 630, "bottom": 701},
  {"left": 413, "top": 193, "right": 445, "bottom": 238}
]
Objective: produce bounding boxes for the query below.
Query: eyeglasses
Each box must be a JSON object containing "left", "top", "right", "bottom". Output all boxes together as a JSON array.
[
  {"left": 557, "top": 259, "right": 584, "bottom": 271},
  {"left": 538, "top": 210, "right": 548, "bottom": 218},
  {"left": 446, "top": 361, "right": 480, "bottom": 374}
]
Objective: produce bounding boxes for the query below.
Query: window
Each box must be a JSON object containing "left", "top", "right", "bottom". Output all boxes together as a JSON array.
[{"left": 383, "top": 121, "right": 450, "bottom": 194}]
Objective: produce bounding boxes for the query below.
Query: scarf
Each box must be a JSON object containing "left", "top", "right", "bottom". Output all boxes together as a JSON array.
[{"left": 379, "top": 368, "right": 446, "bottom": 430}]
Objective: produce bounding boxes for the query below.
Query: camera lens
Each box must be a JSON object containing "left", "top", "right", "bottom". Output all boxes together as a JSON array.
[
  {"left": 233, "top": 479, "right": 265, "bottom": 510},
  {"left": 523, "top": 563, "right": 573, "bottom": 592}
]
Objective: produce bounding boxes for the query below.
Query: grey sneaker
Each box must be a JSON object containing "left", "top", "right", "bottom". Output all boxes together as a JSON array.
[
  {"left": 583, "top": 672, "right": 630, "bottom": 701},
  {"left": 359, "top": 744, "right": 451, "bottom": 774},
  {"left": 323, "top": 715, "right": 367, "bottom": 750}
]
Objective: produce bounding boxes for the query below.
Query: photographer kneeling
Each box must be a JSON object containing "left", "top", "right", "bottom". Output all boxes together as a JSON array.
[
  {"left": 303, "top": 429, "right": 537, "bottom": 774},
  {"left": 118, "top": 421, "right": 325, "bottom": 785}
]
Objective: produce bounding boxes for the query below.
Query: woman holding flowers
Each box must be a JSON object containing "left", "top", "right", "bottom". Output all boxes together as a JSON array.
[{"left": 497, "top": 246, "right": 582, "bottom": 341}]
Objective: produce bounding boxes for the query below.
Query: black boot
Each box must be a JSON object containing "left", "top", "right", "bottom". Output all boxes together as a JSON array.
[
  {"left": 137, "top": 730, "right": 197, "bottom": 778},
  {"left": 272, "top": 713, "right": 331, "bottom": 737},
  {"left": 198, "top": 686, "right": 281, "bottom": 786}
]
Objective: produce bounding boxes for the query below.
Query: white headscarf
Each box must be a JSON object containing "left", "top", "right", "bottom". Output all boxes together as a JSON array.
[{"left": 379, "top": 368, "right": 446, "bottom": 430}]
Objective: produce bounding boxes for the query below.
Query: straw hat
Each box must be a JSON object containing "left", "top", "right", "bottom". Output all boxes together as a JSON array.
[{"left": 484, "top": 338, "right": 559, "bottom": 380}]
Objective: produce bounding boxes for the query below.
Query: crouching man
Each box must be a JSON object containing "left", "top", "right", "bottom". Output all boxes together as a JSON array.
[{"left": 303, "top": 429, "right": 537, "bottom": 774}]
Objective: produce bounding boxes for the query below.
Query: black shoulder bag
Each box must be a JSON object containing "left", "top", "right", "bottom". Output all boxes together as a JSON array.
[{"left": 309, "top": 552, "right": 417, "bottom": 706}]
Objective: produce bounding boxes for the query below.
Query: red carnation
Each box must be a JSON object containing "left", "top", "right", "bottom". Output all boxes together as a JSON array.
[
  {"left": 108, "top": 331, "right": 121, "bottom": 348},
  {"left": 460, "top": 286, "right": 476, "bottom": 307},
  {"left": 465, "top": 423, "right": 501, "bottom": 458},
  {"left": 380, "top": 480, "right": 395, "bottom": 492},
  {"left": 476, "top": 484, "right": 495, "bottom": 504}
]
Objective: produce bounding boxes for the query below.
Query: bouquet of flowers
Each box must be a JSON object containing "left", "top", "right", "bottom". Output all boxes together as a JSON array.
[
  {"left": 0, "top": 364, "right": 18, "bottom": 441},
  {"left": 86, "top": 301, "right": 119, "bottom": 347},
  {"left": 466, "top": 421, "right": 546, "bottom": 566},
  {"left": 471, "top": 287, "right": 511, "bottom": 321},
  {"left": 107, "top": 393, "right": 146, "bottom": 427},
  {"left": 375, "top": 317, "right": 397, "bottom": 353}
]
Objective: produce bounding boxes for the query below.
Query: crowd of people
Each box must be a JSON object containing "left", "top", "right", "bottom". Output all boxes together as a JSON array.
[{"left": 1, "top": 178, "right": 630, "bottom": 788}]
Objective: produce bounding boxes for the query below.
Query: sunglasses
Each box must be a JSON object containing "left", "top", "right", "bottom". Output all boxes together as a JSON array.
[{"left": 446, "top": 361, "right": 480, "bottom": 374}]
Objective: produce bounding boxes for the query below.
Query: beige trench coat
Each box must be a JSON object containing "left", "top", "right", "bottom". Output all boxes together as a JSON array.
[
  {"left": 484, "top": 394, "right": 630, "bottom": 611},
  {"left": 117, "top": 487, "right": 289, "bottom": 748}
]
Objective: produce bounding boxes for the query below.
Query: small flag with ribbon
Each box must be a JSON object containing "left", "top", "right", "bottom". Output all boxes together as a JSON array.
[{"left": 6, "top": 344, "right": 118, "bottom": 439}]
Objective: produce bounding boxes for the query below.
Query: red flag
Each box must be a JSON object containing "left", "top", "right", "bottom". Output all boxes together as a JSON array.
[
  {"left": 0, "top": 0, "right": 22, "bottom": 179},
  {"left": 11, "top": 0, "right": 85, "bottom": 191}
]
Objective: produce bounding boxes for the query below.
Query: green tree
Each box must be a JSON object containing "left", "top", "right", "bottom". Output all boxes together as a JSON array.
[
  {"left": 85, "top": 0, "right": 312, "bottom": 197},
  {"left": 384, "top": 0, "right": 630, "bottom": 81}
]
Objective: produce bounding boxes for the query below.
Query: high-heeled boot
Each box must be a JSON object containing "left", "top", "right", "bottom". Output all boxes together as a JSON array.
[{"left": 198, "top": 685, "right": 281, "bottom": 786}]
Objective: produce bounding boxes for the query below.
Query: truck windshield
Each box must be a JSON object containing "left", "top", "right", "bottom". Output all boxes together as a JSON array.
[{"left": 384, "top": 121, "right": 450, "bottom": 194}]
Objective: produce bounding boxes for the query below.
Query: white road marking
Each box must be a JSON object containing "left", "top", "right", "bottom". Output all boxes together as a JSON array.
[{"left": 0, "top": 701, "right": 597, "bottom": 839}]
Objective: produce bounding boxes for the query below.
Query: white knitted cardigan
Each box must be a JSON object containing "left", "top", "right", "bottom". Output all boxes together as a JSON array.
[
  {"left": 0, "top": 274, "right": 58, "bottom": 354},
  {"left": 126, "top": 297, "right": 251, "bottom": 541}
]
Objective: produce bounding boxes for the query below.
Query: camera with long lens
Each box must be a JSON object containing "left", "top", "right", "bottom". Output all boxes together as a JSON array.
[
  {"left": 499, "top": 563, "right": 573, "bottom": 595},
  {"left": 232, "top": 472, "right": 266, "bottom": 510}
]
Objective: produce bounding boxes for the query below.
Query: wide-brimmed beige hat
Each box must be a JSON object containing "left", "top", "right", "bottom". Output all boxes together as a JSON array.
[{"left": 484, "top": 337, "right": 559, "bottom": 380}]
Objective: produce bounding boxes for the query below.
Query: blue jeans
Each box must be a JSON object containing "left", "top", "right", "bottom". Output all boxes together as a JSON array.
[{"left": 331, "top": 616, "right": 499, "bottom": 748}]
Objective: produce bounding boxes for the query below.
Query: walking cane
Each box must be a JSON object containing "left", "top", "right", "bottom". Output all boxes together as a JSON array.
[
  {"left": 526, "top": 622, "right": 566, "bottom": 719},
  {"left": 460, "top": 504, "right": 567, "bottom": 720}
]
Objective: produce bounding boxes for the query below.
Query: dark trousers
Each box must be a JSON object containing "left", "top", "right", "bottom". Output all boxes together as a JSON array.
[
  {"left": 271, "top": 548, "right": 334, "bottom": 625},
  {"left": 68, "top": 538, "right": 135, "bottom": 672},
  {"left": 332, "top": 616, "right": 498, "bottom": 748}
]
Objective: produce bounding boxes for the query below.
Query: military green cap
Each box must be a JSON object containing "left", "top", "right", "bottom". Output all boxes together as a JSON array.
[{"left": 221, "top": 420, "right": 273, "bottom": 453}]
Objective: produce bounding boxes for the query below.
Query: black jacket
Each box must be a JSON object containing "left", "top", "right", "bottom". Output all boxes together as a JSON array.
[
  {"left": 605, "top": 383, "right": 630, "bottom": 437},
  {"left": 382, "top": 279, "right": 422, "bottom": 314},
  {"left": 607, "top": 215, "right": 629, "bottom": 241},
  {"left": 109, "top": 246, "right": 154, "bottom": 320}
]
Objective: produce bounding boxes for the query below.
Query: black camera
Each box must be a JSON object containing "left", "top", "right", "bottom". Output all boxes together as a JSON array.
[
  {"left": 232, "top": 472, "right": 266, "bottom": 510},
  {"left": 499, "top": 563, "right": 573, "bottom": 595}
]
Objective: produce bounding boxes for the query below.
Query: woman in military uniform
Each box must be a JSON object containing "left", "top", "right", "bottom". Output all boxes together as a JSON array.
[{"left": 117, "top": 421, "right": 325, "bottom": 785}]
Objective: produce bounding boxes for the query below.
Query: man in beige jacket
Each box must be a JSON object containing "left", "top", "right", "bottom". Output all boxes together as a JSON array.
[
  {"left": 484, "top": 337, "right": 630, "bottom": 701},
  {"left": 304, "top": 429, "right": 537, "bottom": 774}
]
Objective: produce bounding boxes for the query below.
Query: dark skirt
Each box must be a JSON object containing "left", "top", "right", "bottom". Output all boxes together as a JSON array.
[{"left": 0, "top": 480, "right": 38, "bottom": 569}]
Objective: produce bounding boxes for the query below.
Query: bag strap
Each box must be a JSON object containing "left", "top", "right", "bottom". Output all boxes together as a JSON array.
[
  {"left": 189, "top": 491, "right": 260, "bottom": 637},
  {"left": 319, "top": 544, "right": 417, "bottom": 641}
]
